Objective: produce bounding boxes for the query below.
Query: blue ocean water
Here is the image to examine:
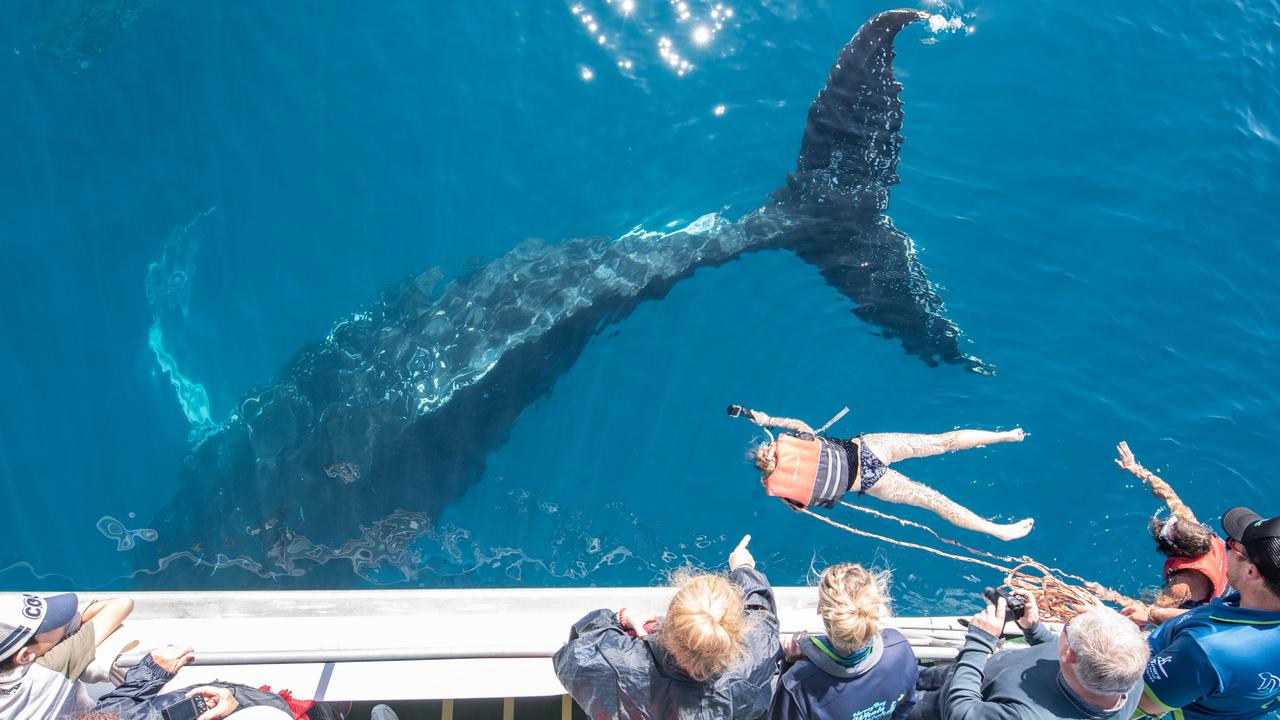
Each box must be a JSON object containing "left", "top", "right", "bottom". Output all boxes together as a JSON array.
[{"left": 1, "top": 0, "right": 1276, "bottom": 613}]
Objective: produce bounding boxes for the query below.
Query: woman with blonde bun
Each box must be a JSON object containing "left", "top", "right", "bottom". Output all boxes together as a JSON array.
[
  {"left": 553, "top": 535, "right": 782, "bottom": 719},
  {"left": 770, "top": 563, "right": 918, "bottom": 720}
]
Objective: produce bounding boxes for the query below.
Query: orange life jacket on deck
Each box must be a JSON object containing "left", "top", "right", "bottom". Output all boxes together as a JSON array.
[
  {"left": 1163, "top": 534, "right": 1228, "bottom": 601},
  {"left": 762, "top": 433, "right": 852, "bottom": 509}
]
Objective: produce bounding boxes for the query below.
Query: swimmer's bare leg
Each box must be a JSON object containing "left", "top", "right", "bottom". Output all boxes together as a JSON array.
[
  {"left": 861, "top": 429, "right": 1025, "bottom": 464},
  {"left": 865, "top": 468, "right": 1034, "bottom": 541}
]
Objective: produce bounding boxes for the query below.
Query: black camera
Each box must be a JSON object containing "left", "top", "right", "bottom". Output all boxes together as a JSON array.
[
  {"left": 727, "top": 404, "right": 746, "bottom": 417},
  {"left": 160, "top": 695, "right": 210, "bottom": 720},
  {"left": 983, "top": 587, "right": 1027, "bottom": 623}
]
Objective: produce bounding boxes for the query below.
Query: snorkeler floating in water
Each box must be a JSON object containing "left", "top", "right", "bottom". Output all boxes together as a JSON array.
[
  {"left": 729, "top": 405, "right": 1034, "bottom": 541},
  {"left": 1111, "top": 441, "right": 1230, "bottom": 626}
]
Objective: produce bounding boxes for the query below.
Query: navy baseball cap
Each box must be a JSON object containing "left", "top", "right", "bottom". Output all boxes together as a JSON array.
[
  {"left": 0, "top": 593, "right": 79, "bottom": 662},
  {"left": 1222, "top": 507, "right": 1280, "bottom": 585}
]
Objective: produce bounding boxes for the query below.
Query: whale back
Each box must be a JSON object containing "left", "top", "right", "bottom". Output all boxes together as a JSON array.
[{"left": 132, "top": 10, "right": 987, "bottom": 586}]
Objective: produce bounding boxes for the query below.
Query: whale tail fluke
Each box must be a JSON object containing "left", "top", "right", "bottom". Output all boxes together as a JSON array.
[
  {"left": 776, "top": 9, "right": 987, "bottom": 372},
  {"left": 779, "top": 9, "right": 925, "bottom": 207}
]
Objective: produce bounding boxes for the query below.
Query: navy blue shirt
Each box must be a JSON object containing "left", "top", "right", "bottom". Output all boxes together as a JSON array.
[
  {"left": 770, "top": 628, "right": 919, "bottom": 720},
  {"left": 1144, "top": 592, "right": 1280, "bottom": 720}
]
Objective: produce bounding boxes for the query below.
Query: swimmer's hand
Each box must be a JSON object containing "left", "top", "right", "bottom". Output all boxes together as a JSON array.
[
  {"left": 1120, "top": 605, "right": 1153, "bottom": 628},
  {"left": 1115, "top": 441, "right": 1143, "bottom": 478},
  {"left": 729, "top": 534, "right": 755, "bottom": 570}
]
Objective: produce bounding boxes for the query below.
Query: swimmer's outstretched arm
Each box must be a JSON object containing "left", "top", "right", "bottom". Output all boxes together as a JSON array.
[
  {"left": 747, "top": 410, "right": 814, "bottom": 435},
  {"left": 1118, "top": 599, "right": 1189, "bottom": 628},
  {"left": 1114, "top": 441, "right": 1198, "bottom": 523}
]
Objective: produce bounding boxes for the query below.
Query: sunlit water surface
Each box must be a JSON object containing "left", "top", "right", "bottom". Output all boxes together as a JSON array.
[{"left": 1, "top": 0, "right": 1277, "bottom": 615}]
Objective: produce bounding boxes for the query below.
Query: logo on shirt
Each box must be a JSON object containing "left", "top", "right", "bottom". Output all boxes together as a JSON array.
[
  {"left": 849, "top": 698, "right": 897, "bottom": 720},
  {"left": 1145, "top": 655, "right": 1174, "bottom": 683},
  {"left": 1251, "top": 672, "right": 1280, "bottom": 700}
]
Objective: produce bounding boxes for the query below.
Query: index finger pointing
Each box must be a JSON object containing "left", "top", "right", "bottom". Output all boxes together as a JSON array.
[{"left": 736, "top": 534, "right": 751, "bottom": 550}]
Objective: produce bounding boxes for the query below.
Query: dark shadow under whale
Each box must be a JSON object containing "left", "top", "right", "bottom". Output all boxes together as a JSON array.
[{"left": 133, "top": 9, "right": 986, "bottom": 587}]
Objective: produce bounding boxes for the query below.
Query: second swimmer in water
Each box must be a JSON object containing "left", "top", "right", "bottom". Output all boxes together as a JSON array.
[{"left": 734, "top": 406, "right": 1034, "bottom": 541}]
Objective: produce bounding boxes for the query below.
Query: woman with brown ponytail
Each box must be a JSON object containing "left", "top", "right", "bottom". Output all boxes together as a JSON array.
[
  {"left": 770, "top": 563, "right": 919, "bottom": 720},
  {"left": 553, "top": 535, "right": 782, "bottom": 718}
]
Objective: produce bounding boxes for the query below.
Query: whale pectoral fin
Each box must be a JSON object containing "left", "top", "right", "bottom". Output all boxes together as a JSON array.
[{"left": 793, "top": 217, "right": 987, "bottom": 372}]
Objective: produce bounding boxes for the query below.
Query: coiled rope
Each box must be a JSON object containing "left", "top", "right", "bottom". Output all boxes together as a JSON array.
[{"left": 797, "top": 502, "right": 1138, "bottom": 622}]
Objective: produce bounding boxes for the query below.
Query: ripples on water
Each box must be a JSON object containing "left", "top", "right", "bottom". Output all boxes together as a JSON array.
[{"left": 1, "top": 1, "right": 1276, "bottom": 611}]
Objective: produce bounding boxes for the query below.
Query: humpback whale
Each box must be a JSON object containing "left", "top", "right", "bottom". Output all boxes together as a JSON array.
[{"left": 135, "top": 9, "right": 984, "bottom": 586}]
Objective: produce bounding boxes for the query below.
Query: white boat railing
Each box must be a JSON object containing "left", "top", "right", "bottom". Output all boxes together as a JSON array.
[{"left": 80, "top": 588, "right": 975, "bottom": 702}]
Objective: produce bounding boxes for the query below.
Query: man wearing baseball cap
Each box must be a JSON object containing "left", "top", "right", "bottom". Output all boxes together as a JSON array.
[
  {"left": 0, "top": 592, "right": 134, "bottom": 720},
  {"left": 1138, "top": 507, "right": 1280, "bottom": 720}
]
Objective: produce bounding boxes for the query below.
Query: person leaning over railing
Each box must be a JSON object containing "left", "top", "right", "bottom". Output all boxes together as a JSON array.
[
  {"left": 553, "top": 534, "right": 781, "bottom": 719},
  {"left": 1135, "top": 507, "right": 1280, "bottom": 720},
  {"left": 770, "top": 563, "right": 919, "bottom": 720},
  {"left": 74, "top": 643, "right": 349, "bottom": 719},
  {"left": 0, "top": 592, "right": 134, "bottom": 720},
  {"left": 907, "top": 590, "right": 1149, "bottom": 720},
  {"left": 1113, "top": 442, "right": 1233, "bottom": 628}
]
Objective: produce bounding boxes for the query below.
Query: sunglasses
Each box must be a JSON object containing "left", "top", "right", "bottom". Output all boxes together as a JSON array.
[{"left": 1227, "top": 538, "right": 1253, "bottom": 564}]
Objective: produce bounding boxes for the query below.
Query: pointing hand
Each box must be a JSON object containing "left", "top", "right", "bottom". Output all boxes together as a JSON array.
[{"left": 729, "top": 534, "right": 755, "bottom": 570}]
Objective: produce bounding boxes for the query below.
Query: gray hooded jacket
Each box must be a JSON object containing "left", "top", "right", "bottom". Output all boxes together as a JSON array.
[{"left": 553, "top": 567, "right": 782, "bottom": 719}]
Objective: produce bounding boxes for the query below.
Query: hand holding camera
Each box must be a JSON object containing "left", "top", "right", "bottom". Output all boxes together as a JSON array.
[
  {"left": 968, "top": 587, "right": 1039, "bottom": 636},
  {"left": 1008, "top": 588, "right": 1040, "bottom": 629}
]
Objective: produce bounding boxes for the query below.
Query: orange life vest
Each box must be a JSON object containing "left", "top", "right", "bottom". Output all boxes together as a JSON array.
[
  {"left": 762, "top": 433, "right": 852, "bottom": 509},
  {"left": 1163, "top": 534, "right": 1228, "bottom": 601}
]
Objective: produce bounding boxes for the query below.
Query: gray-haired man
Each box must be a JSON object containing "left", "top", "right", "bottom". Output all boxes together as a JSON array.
[{"left": 909, "top": 590, "right": 1150, "bottom": 720}]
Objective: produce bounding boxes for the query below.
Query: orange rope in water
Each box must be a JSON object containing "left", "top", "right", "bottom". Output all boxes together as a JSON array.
[
  {"left": 1003, "top": 562, "right": 1135, "bottom": 622},
  {"left": 797, "top": 507, "right": 1014, "bottom": 574},
  {"left": 836, "top": 501, "right": 1096, "bottom": 586},
  {"left": 797, "top": 503, "right": 1140, "bottom": 621}
]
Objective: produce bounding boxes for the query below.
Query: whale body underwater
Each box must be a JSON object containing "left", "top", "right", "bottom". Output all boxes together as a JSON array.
[{"left": 134, "top": 9, "right": 988, "bottom": 586}]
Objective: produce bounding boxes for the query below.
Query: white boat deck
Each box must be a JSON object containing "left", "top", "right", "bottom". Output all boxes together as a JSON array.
[{"left": 92, "top": 588, "right": 974, "bottom": 702}]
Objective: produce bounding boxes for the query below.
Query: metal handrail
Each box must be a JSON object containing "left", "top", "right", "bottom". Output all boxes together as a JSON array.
[{"left": 116, "top": 646, "right": 557, "bottom": 667}]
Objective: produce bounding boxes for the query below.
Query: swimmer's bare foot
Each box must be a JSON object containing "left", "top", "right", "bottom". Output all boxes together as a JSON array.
[{"left": 993, "top": 518, "right": 1034, "bottom": 541}]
